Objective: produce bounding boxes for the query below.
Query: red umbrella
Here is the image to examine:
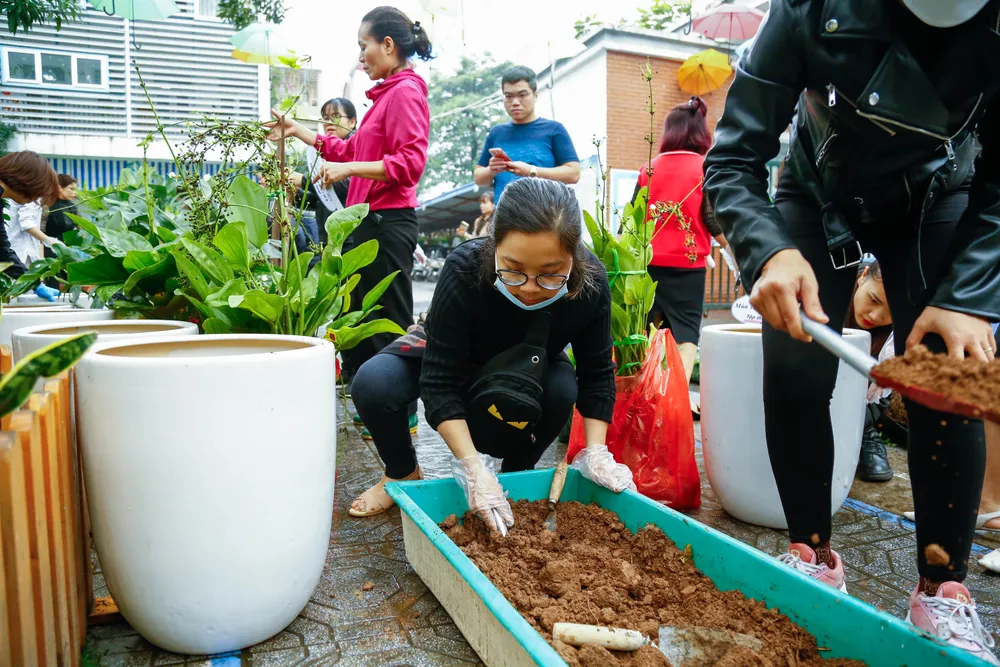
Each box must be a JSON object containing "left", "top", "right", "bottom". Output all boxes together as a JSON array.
[{"left": 692, "top": 3, "right": 765, "bottom": 42}]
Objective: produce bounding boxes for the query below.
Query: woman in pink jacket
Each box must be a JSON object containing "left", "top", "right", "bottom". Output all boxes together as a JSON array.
[{"left": 270, "top": 6, "right": 432, "bottom": 381}]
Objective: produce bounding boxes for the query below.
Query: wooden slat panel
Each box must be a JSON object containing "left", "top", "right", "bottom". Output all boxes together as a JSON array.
[
  {"left": 0, "top": 431, "right": 40, "bottom": 667},
  {"left": 11, "top": 411, "right": 58, "bottom": 666},
  {"left": 30, "top": 393, "right": 75, "bottom": 666},
  {"left": 0, "top": 345, "right": 12, "bottom": 373},
  {"left": 0, "top": 478, "right": 9, "bottom": 667}
]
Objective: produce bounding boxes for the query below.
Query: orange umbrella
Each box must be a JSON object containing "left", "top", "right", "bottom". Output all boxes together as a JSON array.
[{"left": 677, "top": 49, "right": 732, "bottom": 96}]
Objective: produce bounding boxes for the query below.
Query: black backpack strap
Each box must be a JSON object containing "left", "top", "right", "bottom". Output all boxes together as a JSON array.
[{"left": 523, "top": 311, "right": 552, "bottom": 348}]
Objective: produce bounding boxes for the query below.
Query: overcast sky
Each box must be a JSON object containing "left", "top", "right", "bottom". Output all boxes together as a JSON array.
[{"left": 275, "top": 0, "right": 721, "bottom": 97}]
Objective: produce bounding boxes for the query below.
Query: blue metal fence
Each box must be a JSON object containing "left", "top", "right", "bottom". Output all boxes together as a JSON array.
[{"left": 45, "top": 157, "right": 225, "bottom": 190}]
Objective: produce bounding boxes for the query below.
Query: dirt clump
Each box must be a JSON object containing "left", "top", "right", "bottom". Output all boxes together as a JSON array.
[
  {"left": 884, "top": 392, "right": 908, "bottom": 426},
  {"left": 924, "top": 543, "right": 951, "bottom": 567},
  {"left": 874, "top": 345, "right": 1000, "bottom": 417},
  {"left": 441, "top": 500, "right": 866, "bottom": 666}
]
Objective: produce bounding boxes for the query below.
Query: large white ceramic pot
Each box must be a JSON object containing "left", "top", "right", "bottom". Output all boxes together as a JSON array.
[
  {"left": 0, "top": 304, "right": 113, "bottom": 349},
  {"left": 75, "top": 335, "right": 337, "bottom": 654},
  {"left": 700, "top": 324, "right": 870, "bottom": 529},
  {"left": 11, "top": 319, "right": 199, "bottom": 362}
]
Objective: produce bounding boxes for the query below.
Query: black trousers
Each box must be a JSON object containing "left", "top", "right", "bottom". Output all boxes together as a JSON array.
[
  {"left": 339, "top": 208, "right": 418, "bottom": 380},
  {"left": 767, "top": 181, "right": 986, "bottom": 582},
  {"left": 351, "top": 353, "right": 578, "bottom": 479}
]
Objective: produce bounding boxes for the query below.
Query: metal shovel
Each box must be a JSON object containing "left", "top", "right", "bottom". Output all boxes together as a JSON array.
[
  {"left": 801, "top": 313, "right": 1000, "bottom": 423},
  {"left": 552, "top": 622, "right": 762, "bottom": 665},
  {"left": 543, "top": 461, "right": 569, "bottom": 531}
]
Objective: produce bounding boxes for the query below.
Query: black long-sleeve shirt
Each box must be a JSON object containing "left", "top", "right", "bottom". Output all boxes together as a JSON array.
[
  {"left": 0, "top": 198, "right": 27, "bottom": 278},
  {"left": 45, "top": 199, "right": 77, "bottom": 241},
  {"left": 420, "top": 238, "right": 616, "bottom": 429}
]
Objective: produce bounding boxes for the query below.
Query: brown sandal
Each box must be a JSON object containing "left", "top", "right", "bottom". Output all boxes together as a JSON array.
[{"left": 348, "top": 466, "right": 422, "bottom": 517}]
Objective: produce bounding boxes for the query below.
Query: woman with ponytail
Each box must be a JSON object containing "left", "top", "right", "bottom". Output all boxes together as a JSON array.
[
  {"left": 269, "top": 6, "right": 433, "bottom": 381},
  {"left": 633, "top": 96, "right": 728, "bottom": 383}
]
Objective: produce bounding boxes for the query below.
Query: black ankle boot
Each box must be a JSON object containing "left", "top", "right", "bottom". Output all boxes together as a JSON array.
[{"left": 857, "top": 426, "right": 893, "bottom": 482}]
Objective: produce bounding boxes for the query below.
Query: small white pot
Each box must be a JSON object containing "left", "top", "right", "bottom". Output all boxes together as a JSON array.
[
  {"left": 15, "top": 293, "right": 94, "bottom": 308},
  {"left": 75, "top": 335, "right": 337, "bottom": 654},
  {"left": 0, "top": 304, "right": 113, "bottom": 349},
  {"left": 11, "top": 319, "right": 199, "bottom": 362},
  {"left": 700, "top": 324, "right": 870, "bottom": 529}
]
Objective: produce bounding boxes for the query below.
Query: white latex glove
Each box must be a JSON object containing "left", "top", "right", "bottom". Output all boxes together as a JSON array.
[
  {"left": 452, "top": 454, "right": 514, "bottom": 533},
  {"left": 571, "top": 444, "right": 636, "bottom": 493}
]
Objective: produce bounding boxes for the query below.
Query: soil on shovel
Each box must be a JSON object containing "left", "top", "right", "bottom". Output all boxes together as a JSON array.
[
  {"left": 442, "top": 501, "right": 866, "bottom": 667},
  {"left": 874, "top": 345, "right": 1000, "bottom": 416}
]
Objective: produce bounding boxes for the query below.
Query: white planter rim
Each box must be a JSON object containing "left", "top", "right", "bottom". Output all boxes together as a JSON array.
[
  {"left": 2, "top": 303, "right": 97, "bottom": 312},
  {"left": 702, "top": 323, "right": 869, "bottom": 338},
  {"left": 86, "top": 333, "right": 333, "bottom": 365},
  {"left": 14, "top": 319, "right": 198, "bottom": 339}
]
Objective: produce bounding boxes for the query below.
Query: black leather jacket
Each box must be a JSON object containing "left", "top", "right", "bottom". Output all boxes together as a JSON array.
[{"left": 704, "top": 0, "right": 1000, "bottom": 321}]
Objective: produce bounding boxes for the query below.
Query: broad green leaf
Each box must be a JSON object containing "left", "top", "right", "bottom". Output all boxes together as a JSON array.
[
  {"left": 610, "top": 302, "right": 629, "bottom": 340},
  {"left": 213, "top": 222, "right": 250, "bottom": 270},
  {"left": 225, "top": 175, "right": 269, "bottom": 248},
  {"left": 329, "top": 318, "right": 405, "bottom": 351},
  {"left": 324, "top": 204, "right": 369, "bottom": 252},
  {"left": 94, "top": 283, "right": 125, "bottom": 303},
  {"left": 67, "top": 212, "right": 101, "bottom": 240},
  {"left": 172, "top": 251, "right": 210, "bottom": 300},
  {"left": 0, "top": 332, "right": 96, "bottom": 418},
  {"left": 624, "top": 274, "right": 641, "bottom": 306},
  {"left": 202, "top": 317, "right": 230, "bottom": 334},
  {"left": 123, "top": 250, "right": 159, "bottom": 272},
  {"left": 341, "top": 239, "right": 378, "bottom": 279},
  {"left": 321, "top": 246, "right": 343, "bottom": 281},
  {"left": 122, "top": 256, "right": 173, "bottom": 296},
  {"left": 583, "top": 210, "right": 604, "bottom": 255},
  {"left": 361, "top": 270, "right": 399, "bottom": 313},
  {"left": 101, "top": 228, "right": 155, "bottom": 258},
  {"left": 232, "top": 289, "right": 284, "bottom": 324},
  {"left": 207, "top": 278, "right": 248, "bottom": 308},
  {"left": 181, "top": 238, "right": 233, "bottom": 285},
  {"left": 285, "top": 251, "right": 314, "bottom": 299},
  {"left": 330, "top": 309, "right": 367, "bottom": 329},
  {"left": 340, "top": 273, "right": 361, "bottom": 299},
  {"left": 299, "top": 271, "right": 319, "bottom": 310},
  {"left": 67, "top": 255, "right": 129, "bottom": 286}
]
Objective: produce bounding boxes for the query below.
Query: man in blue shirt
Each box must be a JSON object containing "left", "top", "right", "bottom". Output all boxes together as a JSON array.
[{"left": 474, "top": 66, "right": 580, "bottom": 202}]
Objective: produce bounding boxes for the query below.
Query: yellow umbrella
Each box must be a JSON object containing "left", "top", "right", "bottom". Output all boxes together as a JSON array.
[{"left": 677, "top": 49, "right": 732, "bottom": 96}]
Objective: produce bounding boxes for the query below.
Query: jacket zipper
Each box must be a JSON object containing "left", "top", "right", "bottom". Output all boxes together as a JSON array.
[
  {"left": 826, "top": 84, "right": 896, "bottom": 135},
  {"left": 828, "top": 83, "right": 983, "bottom": 160},
  {"left": 815, "top": 130, "right": 838, "bottom": 168}
]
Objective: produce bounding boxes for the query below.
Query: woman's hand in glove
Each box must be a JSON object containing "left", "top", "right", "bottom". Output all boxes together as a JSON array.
[
  {"left": 452, "top": 454, "right": 514, "bottom": 533},
  {"left": 571, "top": 444, "right": 636, "bottom": 493},
  {"left": 34, "top": 284, "right": 60, "bottom": 302}
]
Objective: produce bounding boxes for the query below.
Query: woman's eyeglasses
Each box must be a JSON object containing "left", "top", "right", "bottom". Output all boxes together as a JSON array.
[{"left": 495, "top": 254, "right": 571, "bottom": 290}]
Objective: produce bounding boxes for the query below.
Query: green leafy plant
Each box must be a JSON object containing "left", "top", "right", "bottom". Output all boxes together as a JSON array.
[
  {"left": 1, "top": 0, "right": 80, "bottom": 34},
  {"left": 636, "top": 0, "right": 690, "bottom": 31},
  {"left": 216, "top": 0, "right": 285, "bottom": 30},
  {"left": 573, "top": 14, "right": 601, "bottom": 39},
  {"left": 0, "top": 331, "right": 96, "bottom": 418},
  {"left": 0, "top": 117, "right": 17, "bottom": 154}
]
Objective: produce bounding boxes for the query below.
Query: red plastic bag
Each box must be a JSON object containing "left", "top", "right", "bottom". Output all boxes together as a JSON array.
[{"left": 567, "top": 328, "right": 700, "bottom": 508}]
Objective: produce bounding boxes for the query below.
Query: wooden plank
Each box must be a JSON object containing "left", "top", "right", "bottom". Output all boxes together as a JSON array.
[
  {"left": 0, "top": 344, "right": 12, "bottom": 374},
  {"left": 30, "top": 393, "right": 74, "bottom": 666},
  {"left": 68, "top": 370, "right": 95, "bottom": 624},
  {"left": 88, "top": 597, "right": 122, "bottom": 626},
  {"left": 0, "top": 431, "right": 40, "bottom": 667},
  {"left": 0, "top": 479, "right": 10, "bottom": 667},
  {"left": 11, "top": 411, "right": 59, "bottom": 667},
  {"left": 46, "top": 376, "right": 89, "bottom": 650}
]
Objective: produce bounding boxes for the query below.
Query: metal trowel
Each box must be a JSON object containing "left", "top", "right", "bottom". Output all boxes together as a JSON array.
[
  {"left": 552, "top": 622, "right": 763, "bottom": 665},
  {"left": 543, "top": 461, "right": 569, "bottom": 531}
]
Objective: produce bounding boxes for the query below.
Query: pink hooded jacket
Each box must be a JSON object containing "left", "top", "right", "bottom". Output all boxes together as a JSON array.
[{"left": 316, "top": 69, "right": 430, "bottom": 211}]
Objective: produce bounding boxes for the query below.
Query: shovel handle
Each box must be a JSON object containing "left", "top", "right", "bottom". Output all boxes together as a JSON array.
[
  {"left": 553, "top": 623, "right": 646, "bottom": 652},
  {"left": 549, "top": 461, "right": 569, "bottom": 504},
  {"left": 800, "top": 312, "right": 877, "bottom": 379}
]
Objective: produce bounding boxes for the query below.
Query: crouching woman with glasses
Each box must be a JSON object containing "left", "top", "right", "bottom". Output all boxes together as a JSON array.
[{"left": 348, "top": 178, "right": 634, "bottom": 531}]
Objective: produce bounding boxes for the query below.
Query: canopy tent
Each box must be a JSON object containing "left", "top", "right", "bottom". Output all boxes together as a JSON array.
[{"left": 417, "top": 182, "right": 485, "bottom": 233}]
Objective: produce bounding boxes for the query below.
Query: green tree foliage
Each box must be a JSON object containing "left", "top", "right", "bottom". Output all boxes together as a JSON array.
[
  {"left": 2, "top": 0, "right": 80, "bottom": 34},
  {"left": 421, "top": 55, "right": 514, "bottom": 194},
  {"left": 217, "top": 0, "right": 285, "bottom": 30}
]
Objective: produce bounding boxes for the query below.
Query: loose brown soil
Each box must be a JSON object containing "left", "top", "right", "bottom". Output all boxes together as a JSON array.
[
  {"left": 442, "top": 501, "right": 866, "bottom": 666},
  {"left": 884, "top": 392, "right": 908, "bottom": 426},
  {"left": 874, "top": 345, "right": 1000, "bottom": 416}
]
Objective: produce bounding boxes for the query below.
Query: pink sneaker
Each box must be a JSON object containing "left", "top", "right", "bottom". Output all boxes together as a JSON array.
[
  {"left": 776, "top": 543, "right": 848, "bottom": 592},
  {"left": 907, "top": 582, "right": 998, "bottom": 664}
]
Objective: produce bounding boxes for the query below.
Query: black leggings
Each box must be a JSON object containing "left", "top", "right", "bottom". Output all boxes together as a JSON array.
[
  {"left": 351, "top": 353, "right": 578, "bottom": 479},
  {"left": 767, "top": 184, "right": 986, "bottom": 582}
]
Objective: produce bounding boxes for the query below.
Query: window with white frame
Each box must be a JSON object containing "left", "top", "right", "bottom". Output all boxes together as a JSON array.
[
  {"left": 194, "top": 0, "right": 221, "bottom": 20},
  {"left": 1, "top": 48, "right": 109, "bottom": 90}
]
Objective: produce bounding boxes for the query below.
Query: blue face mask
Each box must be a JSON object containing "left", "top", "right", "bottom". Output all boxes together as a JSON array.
[{"left": 494, "top": 254, "right": 571, "bottom": 311}]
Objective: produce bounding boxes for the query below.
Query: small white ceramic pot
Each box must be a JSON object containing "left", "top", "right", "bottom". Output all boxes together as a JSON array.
[
  {"left": 700, "top": 324, "right": 870, "bottom": 529},
  {"left": 75, "top": 335, "right": 337, "bottom": 654},
  {"left": 0, "top": 304, "right": 113, "bottom": 349},
  {"left": 11, "top": 319, "right": 199, "bottom": 362}
]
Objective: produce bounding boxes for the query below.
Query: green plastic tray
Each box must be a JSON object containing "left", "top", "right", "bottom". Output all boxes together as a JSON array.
[{"left": 387, "top": 468, "right": 981, "bottom": 666}]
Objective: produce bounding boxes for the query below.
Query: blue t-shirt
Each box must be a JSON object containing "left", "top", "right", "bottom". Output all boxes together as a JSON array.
[{"left": 477, "top": 118, "right": 579, "bottom": 203}]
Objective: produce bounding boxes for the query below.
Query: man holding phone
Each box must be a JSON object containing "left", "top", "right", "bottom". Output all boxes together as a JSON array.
[{"left": 474, "top": 66, "right": 580, "bottom": 202}]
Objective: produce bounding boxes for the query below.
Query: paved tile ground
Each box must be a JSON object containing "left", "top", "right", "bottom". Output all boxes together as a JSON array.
[{"left": 85, "top": 394, "right": 1000, "bottom": 665}]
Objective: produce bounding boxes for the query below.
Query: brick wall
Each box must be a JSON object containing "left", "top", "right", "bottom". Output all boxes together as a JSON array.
[
  {"left": 604, "top": 50, "right": 739, "bottom": 308},
  {"left": 605, "top": 50, "right": 733, "bottom": 171}
]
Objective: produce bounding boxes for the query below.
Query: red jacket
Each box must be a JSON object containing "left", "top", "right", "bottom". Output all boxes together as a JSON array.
[
  {"left": 637, "top": 151, "right": 710, "bottom": 269},
  {"left": 316, "top": 69, "right": 429, "bottom": 211}
]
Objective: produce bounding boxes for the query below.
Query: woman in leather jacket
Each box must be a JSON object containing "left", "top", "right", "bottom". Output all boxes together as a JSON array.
[{"left": 704, "top": 1, "right": 1000, "bottom": 660}]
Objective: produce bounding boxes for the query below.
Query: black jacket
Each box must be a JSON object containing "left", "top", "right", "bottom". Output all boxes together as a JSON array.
[
  {"left": 704, "top": 0, "right": 1000, "bottom": 320},
  {"left": 45, "top": 199, "right": 77, "bottom": 241}
]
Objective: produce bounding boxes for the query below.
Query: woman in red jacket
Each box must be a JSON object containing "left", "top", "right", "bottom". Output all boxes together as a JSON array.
[
  {"left": 634, "top": 97, "right": 729, "bottom": 382},
  {"left": 269, "top": 6, "right": 432, "bottom": 380}
]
